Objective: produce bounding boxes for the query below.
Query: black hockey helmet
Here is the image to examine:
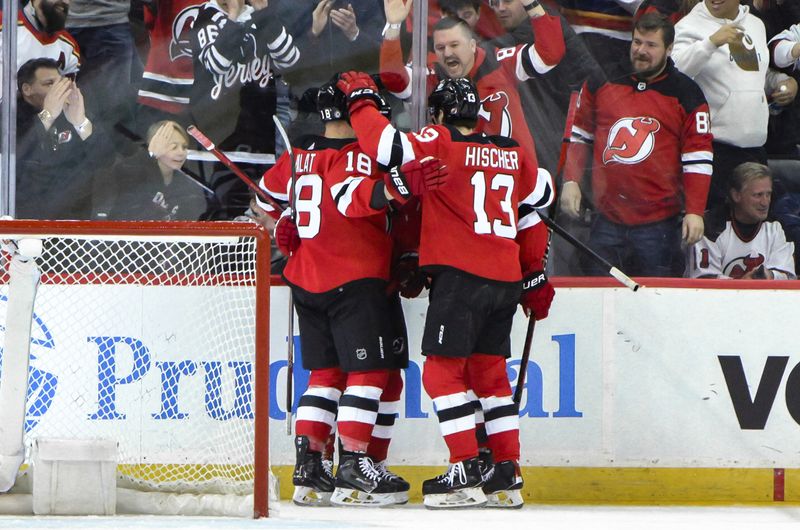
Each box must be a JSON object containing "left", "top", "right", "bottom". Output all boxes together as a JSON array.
[
  {"left": 427, "top": 77, "right": 479, "bottom": 125},
  {"left": 317, "top": 73, "right": 392, "bottom": 123},
  {"left": 317, "top": 75, "right": 349, "bottom": 123}
]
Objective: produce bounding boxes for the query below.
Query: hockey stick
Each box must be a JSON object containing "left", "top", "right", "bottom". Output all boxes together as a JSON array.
[
  {"left": 540, "top": 213, "right": 640, "bottom": 292},
  {"left": 186, "top": 125, "right": 285, "bottom": 214},
  {"left": 272, "top": 115, "right": 296, "bottom": 436},
  {"left": 514, "top": 91, "right": 579, "bottom": 406}
]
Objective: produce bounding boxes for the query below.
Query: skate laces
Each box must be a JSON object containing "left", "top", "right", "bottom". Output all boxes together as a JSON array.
[
  {"left": 438, "top": 462, "right": 466, "bottom": 486},
  {"left": 357, "top": 455, "right": 382, "bottom": 481},
  {"left": 322, "top": 459, "right": 334, "bottom": 479},
  {"left": 375, "top": 461, "right": 401, "bottom": 481}
]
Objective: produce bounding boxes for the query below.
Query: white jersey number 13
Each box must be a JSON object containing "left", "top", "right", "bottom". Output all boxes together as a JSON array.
[{"left": 471, "top": 171, "right": 516, "bottom": 238}]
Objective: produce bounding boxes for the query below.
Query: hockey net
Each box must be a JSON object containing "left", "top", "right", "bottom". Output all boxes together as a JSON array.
[{"left": 0, "top": 220, "right": 272, "bottom": 517}]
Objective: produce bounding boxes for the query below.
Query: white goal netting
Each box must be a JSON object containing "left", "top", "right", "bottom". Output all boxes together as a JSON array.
[{"left": 0, "top": 221, "right": 271, "bottom": 517}]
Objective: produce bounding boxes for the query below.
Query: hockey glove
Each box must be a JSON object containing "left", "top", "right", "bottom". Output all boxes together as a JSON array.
[
  {"left": 337, "top": 71, "right": 383, "bottom": 115},
  {"left": 520, "top": 270, "right": 554, "bottom": 320},
  {"left": 389, "top": 252, "right": 428, "bottom": 298},
  {"left": 384, "top": 156, "right": 449, "bottom": 203},
  {"left": 274, "top": 209, "right": 300, "bottom": 257}
]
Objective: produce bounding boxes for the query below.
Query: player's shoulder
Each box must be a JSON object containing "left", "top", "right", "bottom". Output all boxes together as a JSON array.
[
  {"left": 295, "top": 134, "right": 354, "bottom": 152},
  {"left": 448, "top": 126, "right": 520, "bottom": 150}
]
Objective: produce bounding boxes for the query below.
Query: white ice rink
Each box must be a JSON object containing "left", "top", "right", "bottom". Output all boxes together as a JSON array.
[{"left": 2, "top": 503, "right": 800, "bottom": 530}]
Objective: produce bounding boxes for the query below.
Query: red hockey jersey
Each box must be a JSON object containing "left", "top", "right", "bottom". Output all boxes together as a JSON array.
[
  {"left": 379, "top": 13, "right": 565, "bottom": 168},
  {"left": 136, "top": 0, "right": 202, "bottom": 114},
  {"left": 564, "top": 59, "right": 713, "bottom": 225},
  {"left": 348, "top": 106, "right": 555, "bottom": 283},
  {"left": 257, "top": 136, "right": 392, "bottom": 293}
]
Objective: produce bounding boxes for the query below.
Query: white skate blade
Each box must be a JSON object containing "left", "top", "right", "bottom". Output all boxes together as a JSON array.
[
  {"left": 330, "top": 487, "right": 399, "bottom": 507},
  {"left": 486, "top": 489, "right": 523, "bottom": 509},
  {"left": 292, "top": 486, "right": 332, "bottom": 507},
  {"left": 423, "top": 487, "right": 487, "bottom": 509}
]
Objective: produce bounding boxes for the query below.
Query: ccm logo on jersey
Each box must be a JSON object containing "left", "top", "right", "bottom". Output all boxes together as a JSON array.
[{"left": 602, "top": 117, "right": 661, "bottom": 165}]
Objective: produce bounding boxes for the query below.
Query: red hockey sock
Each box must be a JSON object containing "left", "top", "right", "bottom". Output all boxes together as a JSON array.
[
  {"left": 468, "top": 353, "right": 520, "bottom": 462},
  {"left": 422, "top": 355, "right": 478, "bottom": 463},
  {"left": 338, "top": 370, "right": 390, "bottom": 452},
  {"left": 294, "top": 367, "right": 346, "bottom": 451},
  {"left": 368, "top": 369, "right": 403, "bottom": 462}
]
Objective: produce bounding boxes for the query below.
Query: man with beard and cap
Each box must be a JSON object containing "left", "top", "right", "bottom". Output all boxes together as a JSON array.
[
  {"left": 0, "top": 0, "right": 80, "bottom": 82},
  {"left": 672, "top": 0, "right": 797, "bottom": 210},
  {"left": 560, "top": 12, "right": 713, "bottom": 277}
]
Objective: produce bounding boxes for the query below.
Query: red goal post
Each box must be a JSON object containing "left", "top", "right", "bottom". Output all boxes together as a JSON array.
[{"left": 0, "top": 220, "right": 272, "bottom": 518}]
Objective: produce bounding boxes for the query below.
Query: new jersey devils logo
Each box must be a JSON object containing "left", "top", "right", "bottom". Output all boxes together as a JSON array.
[
  {"left": 726, "top": 254, "right": 765, "bottom": 278},
  {"left": 478, "top": 91, "right": 513, "bottom": 138},
  {"left": 170, "top": 5, "right": 200, "bottom": 61},
  {"left": 602, "top": 117, "right": 661, "bottom": 165}
]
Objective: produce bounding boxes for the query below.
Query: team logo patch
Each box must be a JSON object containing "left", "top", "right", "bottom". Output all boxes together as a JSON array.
[
  {"left": 392, "top": 337, "right": 404, "bottom": 354},
  {"left": 725, "top": 254, "right": 765, "bottom": 279},
  {"left": 356, "top": 348, "right": 367, "bottom": 360},
  {"left": 478, "top": 92, "right": 513, "bottom": 137},
  {"left": 170, "top": 6, "right": 200, "bottom": 61},
  {"left": 602, "top": 117, "right": 661, "bottom": 165}
]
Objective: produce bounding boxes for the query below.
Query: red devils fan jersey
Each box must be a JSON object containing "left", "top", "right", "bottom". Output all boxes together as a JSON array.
[
  {"left": 257, "top": 136, "right": 392, "bottom": 293},
  {"left": 137, "top": 0, "right": 202, "bottom": 114},
  {"left": 348, "top": 107, "right": 555, "bottom": 283},
  {"left": 564, "top": 58, "right": 713, "bottom": 225},
  {"left": 379, "top": 14, "right": 565, "bottom": 167}
]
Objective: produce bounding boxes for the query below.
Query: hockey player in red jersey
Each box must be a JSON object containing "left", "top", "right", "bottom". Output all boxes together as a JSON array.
[
  {"left": 337, "top": 71, "right": 555, "bottom": 509},
  {"left": 257, "top": 77, "right": 445, "bottom": 507},
  {"left": 379, "top": 0, "right": 565, "bottom": 165}
]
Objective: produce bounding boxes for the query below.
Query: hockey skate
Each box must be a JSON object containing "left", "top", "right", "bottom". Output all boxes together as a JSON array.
[
  {"left": 422, "top": 457, "right": 487, "bottom": 509},
  {"left": 477, "top": 447, "right": 494, "bottom": 482},
  {"left": 330, "top": 450, "right": 404, "bottom": 507},
  {"left": 482, "top": 460, "right": 524, "bottom": 509},
  {"left": 374, "top": 460, "right": 410, "bottom": 504},
  {"left": 292, "top": 436, "right": 335, "bottom": 506}
]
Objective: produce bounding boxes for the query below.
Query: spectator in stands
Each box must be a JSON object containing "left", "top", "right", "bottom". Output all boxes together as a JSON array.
[
  {"left": 556, "top": 0, "right": 644, "bottom": 78},
  {"left": 687, "top": 162, "right": 795, "bottom": 279},
  {"left": 380, "top": 0, "right": 565, "bottom": 169},
  {"left": 279, "top": 0, "right": 385, "bottom": 137},
  {"left": 560, "top": 13, "right": 712, "bottom": 277},
  {"left": 190, "top": 0, "right": 300, "bottom": 218},
  {"left": 672, "top": 0, "right": 797, "bottom": 211},
  {"left": 635, "top": 0, "right": 698, "bottom": 24},
  {"left": 94, "top": 120, "right": 209, "bottom": 221},
  {"left": 0, "top": 0, "right": 81, "bottom": 83},
  {"left": 756, "top": 3, "right": 800, "bottom": 161},
  {"left": 66, "top": 0, "right": 141, "bottom": 149},
  {"left": 16, "top": 58, "right": 102, "bottom": 220},
  {"left": 440, "top": 0, "right": 482, "bottom": 30},
  {"left": 135, "top": 0, "right": 204, "bottom": 132},
  {"left": 487, "top": 0, "right": 598, "bottom": 174}
]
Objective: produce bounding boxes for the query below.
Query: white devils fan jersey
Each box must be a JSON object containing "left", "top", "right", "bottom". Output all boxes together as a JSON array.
[
  {"left": 257, "top": 136, "right": 392, "bottom": 293},
  {"left": 349, "top": 108, "right": 555, "bottom": 283},
  {"left": 687, "top": 211, "right": 796, "bottom": 280},
  {"left": 565, "top": 59, "right": 713, "bottom": 225}
]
